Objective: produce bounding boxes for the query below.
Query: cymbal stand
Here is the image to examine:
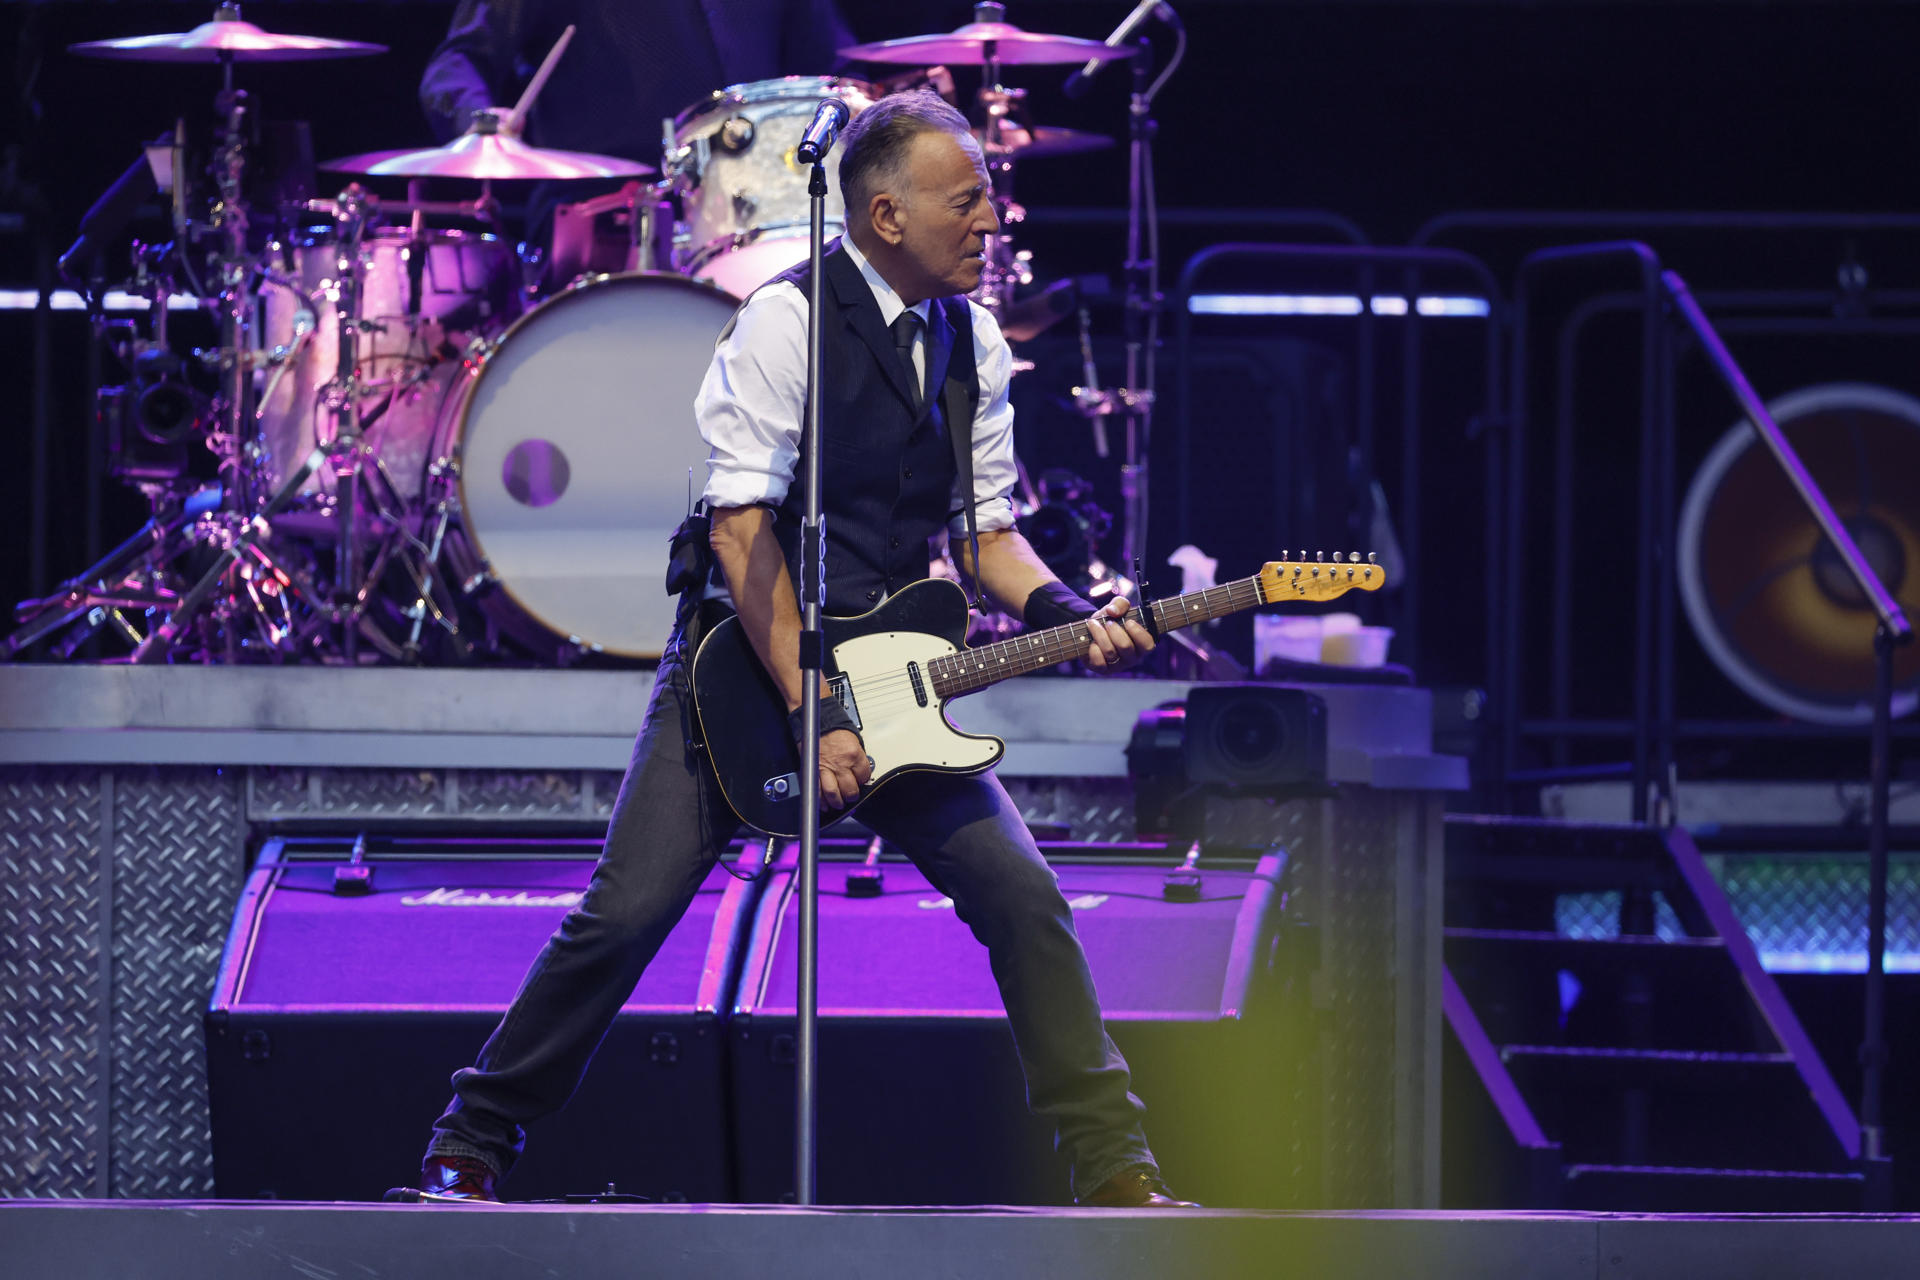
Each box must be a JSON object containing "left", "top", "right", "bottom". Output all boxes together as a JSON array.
[
  {"left": 130, "top": 443, "right": 331, "bottom": 662},
  {"left": 209, "top": 50, "right": 255, "bottom": 516},
  {"left": 400, "top": 459, "right": 473, "bottom": 663},
  {"left": 3, "top": 488, "right": 200, "bottom": 659},
  {"left": 1071, "top": 7, "right": 1185, "bottom": 579},
  {"left": 1115, "top": 40, "right": 1158, "bottom": 574},
  {"left": 319, "top": 183, "right": 375, "bottom": 663},
  {"left": 125, "top": 50, "right": 335, "bottom": 661},
  {"left": 971, "top": 54, "right": 1034, "bottom": 325}
]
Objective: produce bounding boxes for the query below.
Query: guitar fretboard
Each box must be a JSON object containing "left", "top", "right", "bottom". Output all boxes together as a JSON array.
[{"left": 926, "top": 574, "right": 1272, "bottom": 698}]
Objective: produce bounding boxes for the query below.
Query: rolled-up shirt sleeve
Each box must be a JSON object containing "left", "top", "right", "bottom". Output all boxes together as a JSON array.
[
  {"left": 697, "top": 283, "right": 809, "bottom": 510},
  {"left": 952, "top": 301, "right": 1018, "bottom": 537}
]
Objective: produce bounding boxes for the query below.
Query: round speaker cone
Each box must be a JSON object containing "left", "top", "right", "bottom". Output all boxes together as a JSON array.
[
  {"left": 1677, "top": 382, "right": 1920, "bottom": 725},
  {"left": 1212, "top": 699, "right": 1287, "bottom": 780}
]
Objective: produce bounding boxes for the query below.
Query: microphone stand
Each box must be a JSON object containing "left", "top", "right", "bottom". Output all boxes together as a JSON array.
[{"left": 795, "top": 156, "right": 830, "bottom": 1207}]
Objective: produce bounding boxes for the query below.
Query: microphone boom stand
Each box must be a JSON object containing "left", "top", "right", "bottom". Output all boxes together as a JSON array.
[{"left": 1665, "top": 273, "right": 1913, "bottom": 1206}]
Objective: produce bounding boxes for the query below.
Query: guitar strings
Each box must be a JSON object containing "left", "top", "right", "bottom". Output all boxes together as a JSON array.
[{"left": 834, "top": 574, "right": 1280, "bottom": 714}]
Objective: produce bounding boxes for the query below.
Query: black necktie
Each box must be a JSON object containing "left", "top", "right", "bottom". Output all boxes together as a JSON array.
[{"left": 890, "top": 310, "right": 924, "bottom": 408}]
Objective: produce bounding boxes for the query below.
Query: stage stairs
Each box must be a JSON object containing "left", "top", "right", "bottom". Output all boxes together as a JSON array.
[{"left": 1441, "top": 815, "right": 1873, "bottom": 1211}]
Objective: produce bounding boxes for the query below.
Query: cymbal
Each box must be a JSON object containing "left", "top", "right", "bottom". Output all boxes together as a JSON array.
[
  {"left": 69, "top": 7, "right": 385, "bottom": 62},
  {"left": 977, "top": 124, "right": 1112, "bottom": 161},
  {"left": 324, "top": 126, "right": 654, "bottom": 181},
  {"left": 841, "top": 22, "right": 1126, "bottom": 67}
]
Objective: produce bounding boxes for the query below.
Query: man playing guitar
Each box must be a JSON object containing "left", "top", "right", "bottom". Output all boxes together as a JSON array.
[{"left": 408, "top": 90, "right": 1193, "bottom": 1209}]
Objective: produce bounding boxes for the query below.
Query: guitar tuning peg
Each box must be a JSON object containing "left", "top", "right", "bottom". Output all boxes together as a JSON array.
[
  {"left": 1349, "top": 551, "right": 1362, "bottom": 563},
  {"left": 1368, "top": 552, "right": 1379, "bottom": 564},
  {"left": 1315, "top": 550, "right": 1325, "bottom": 563}
]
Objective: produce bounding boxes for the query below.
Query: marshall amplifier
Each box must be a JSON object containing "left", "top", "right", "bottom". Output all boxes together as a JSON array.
[
  {"left": 206, "top": 837, "right": 766, "bottom": 1202},
  {"left": 728, "top": 850, "right": 1291, "bottom": 1207}
]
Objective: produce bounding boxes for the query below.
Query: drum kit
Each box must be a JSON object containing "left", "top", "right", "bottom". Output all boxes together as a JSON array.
[{"left": 7, "top": 2, "right": 1173, "bottom": 666}]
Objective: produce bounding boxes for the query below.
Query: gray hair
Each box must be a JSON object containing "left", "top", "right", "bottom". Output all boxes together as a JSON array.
[{"left": 838, "top": 90, "right": 974, "bottom": 221}]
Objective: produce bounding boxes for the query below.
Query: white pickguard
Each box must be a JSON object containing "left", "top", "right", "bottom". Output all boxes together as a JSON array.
[{"left": 833, "top": 630, "right": 1003, "bottom": 777}]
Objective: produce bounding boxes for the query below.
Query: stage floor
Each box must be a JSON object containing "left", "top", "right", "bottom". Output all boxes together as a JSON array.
[{"left": 3, "top": 1202, "right": 1913, "bottom": 1280}]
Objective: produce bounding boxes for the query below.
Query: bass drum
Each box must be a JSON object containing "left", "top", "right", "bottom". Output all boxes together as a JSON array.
[{"left": 437, "top": 272, "right": 741, "bottom": 660}]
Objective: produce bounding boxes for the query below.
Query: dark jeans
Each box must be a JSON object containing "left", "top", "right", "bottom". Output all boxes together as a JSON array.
[{"left": 426, "top": 635, "right": 1154, "bottom": 1200}]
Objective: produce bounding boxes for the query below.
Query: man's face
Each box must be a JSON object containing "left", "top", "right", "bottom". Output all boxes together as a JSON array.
[{"left": 889, "top": 129, "right": 1000, "bottom": 299}]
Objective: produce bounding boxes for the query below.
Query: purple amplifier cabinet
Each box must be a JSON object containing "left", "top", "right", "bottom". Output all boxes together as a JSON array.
[
  {"left": 206, "top": 837, "right": 765, "bottom": 1203},
  {"left": 728, "top": 850, "right": 1289, "bottom": 1207}
]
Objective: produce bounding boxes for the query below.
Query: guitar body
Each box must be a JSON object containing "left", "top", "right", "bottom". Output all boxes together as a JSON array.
[{"left": 691, "top": 578, "right": 1005, "bottom": 837}]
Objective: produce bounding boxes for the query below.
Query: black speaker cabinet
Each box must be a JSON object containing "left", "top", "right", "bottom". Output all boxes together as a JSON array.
[
  {"left": 728, "top": 851, "right": 1292, "bottom": 1207},
  {"left": 1183, "top": 684, "right": 1329, "bottom": 788},
  {"left": 206, "top": 838, "right": 763, "bottom": 1202}
]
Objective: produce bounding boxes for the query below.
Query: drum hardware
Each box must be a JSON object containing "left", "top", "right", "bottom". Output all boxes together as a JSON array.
[
  {"left": 1059, "top": 4, "right": 1187, "bottom": 595},
  {"left": 548, "top": 181, "right": 677, "bottom": 284},
  {"left": 59, "top": 9, "right": 392, "bottom": 664},
  {"left": 398, "top": 459, "right": 473, "bottom": 664}
]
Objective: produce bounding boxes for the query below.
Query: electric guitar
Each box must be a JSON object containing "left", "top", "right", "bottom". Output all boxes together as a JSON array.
[{"left": 690, "top": 554, "right": 1386, "bottom": 836}]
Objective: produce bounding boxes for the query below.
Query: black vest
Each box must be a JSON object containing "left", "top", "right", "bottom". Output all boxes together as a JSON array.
[{"left": 766, "top": 244, "right": 980, "bottom": 615}]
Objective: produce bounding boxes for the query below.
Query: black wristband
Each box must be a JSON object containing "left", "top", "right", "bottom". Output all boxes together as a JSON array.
[
  {"left": 788, "top": 698, "right": 860, "bottom": 751},
  {"left": 1023, "top": 581, "right": 1099, "bottom": 631}
]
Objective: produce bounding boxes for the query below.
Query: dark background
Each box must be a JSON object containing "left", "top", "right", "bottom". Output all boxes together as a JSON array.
[{"left": 5, "top": 0, "right": 1920, "bottom": 754}]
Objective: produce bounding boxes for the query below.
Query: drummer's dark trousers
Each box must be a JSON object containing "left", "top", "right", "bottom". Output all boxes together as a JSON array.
[{"left": 424, "top": 631, "right": 1155, "bottom": 1200}]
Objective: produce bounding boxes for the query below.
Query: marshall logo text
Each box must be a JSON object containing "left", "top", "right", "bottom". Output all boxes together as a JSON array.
[{"left": 400, "top": 888, "right": 585, "bottom": 909}]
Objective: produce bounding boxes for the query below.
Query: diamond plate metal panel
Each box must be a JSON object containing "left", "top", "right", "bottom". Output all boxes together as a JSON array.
[
  {"left": 1002, "top": 777, "right": 1137, "bottom": 843},
  {"left": 108, "top": 768, "right": 243, "bottom": 1199},
  {"left": 1317, "top": 790, "right": 1403, "bottom": 1207},
  {"left": 247, "top": 767, "right": 625, "bottom": 826},
  {"left": 0, "top": 769, "right": 104, "bottom": 1198},
  {"left": 454, "top": 769, "right": 615, "bottom": 820},
  {"left": 246, "top": 766, "right": 445, "bottom": 821}
]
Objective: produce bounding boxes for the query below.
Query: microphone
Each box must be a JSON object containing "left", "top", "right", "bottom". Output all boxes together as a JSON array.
[
  {"left": 794, "top": 98, "right": 852, "bottom": 166},
  {"left": 1062, "top": 0, "right": 1172, "bottom": 100}
]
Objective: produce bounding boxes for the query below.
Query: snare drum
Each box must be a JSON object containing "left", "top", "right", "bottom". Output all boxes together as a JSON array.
[
  {"left": 664, "top": 75, "right": 878, "bottom": 299},
  {"left": 434, "top": 272, "right": 742, "bottom": 660},
  {"left": 256, "top": 227, "right": 518, "bottom": 506}
]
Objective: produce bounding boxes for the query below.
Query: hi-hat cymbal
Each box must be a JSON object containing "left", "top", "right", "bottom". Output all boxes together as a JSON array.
[
  {"left": 841, "top": 22, "right": 1126, "bottom": 67},
  {"left": 69, "top": 6, "right": 385, "bottom": 62},
  {"left": 325, "top": 125, "right": 653, "bottom": 181},
  {"left": 977, "top": 124, "right": 1113, "bottom": 161}
]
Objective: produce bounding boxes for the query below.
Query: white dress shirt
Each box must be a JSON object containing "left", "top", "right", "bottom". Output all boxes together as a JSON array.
[{"left": 695, "top": 235, "right": 1019, "bottom": 539}]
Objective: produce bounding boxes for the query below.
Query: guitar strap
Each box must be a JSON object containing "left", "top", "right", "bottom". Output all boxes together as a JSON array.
[{"left": 941, "top": 297, "right": 983, "bottom": 613}]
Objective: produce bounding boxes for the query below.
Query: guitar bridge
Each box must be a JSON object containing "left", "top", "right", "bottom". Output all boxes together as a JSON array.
[{"left": 827, "top": 673, "right": 862, "bottom": 730}]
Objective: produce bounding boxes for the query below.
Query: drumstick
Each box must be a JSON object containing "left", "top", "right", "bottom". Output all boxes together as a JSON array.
[{"left": 505, "top": 24, "right": 576, "bottom": 136}]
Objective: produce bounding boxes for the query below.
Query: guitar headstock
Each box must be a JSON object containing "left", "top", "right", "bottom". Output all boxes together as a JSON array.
[{"left": 1258, "top": 552, "right": 1387, "bottom": 603}]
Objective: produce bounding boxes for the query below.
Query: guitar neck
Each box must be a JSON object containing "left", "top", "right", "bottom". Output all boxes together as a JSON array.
[{"left": 926, "top": 574, "right": 1272, "bottom": 699}]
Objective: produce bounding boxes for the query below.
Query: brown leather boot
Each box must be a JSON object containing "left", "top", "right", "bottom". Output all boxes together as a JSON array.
[{"left": 1079, "top": 1164, "right": 1200, "bottom": 1208}]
